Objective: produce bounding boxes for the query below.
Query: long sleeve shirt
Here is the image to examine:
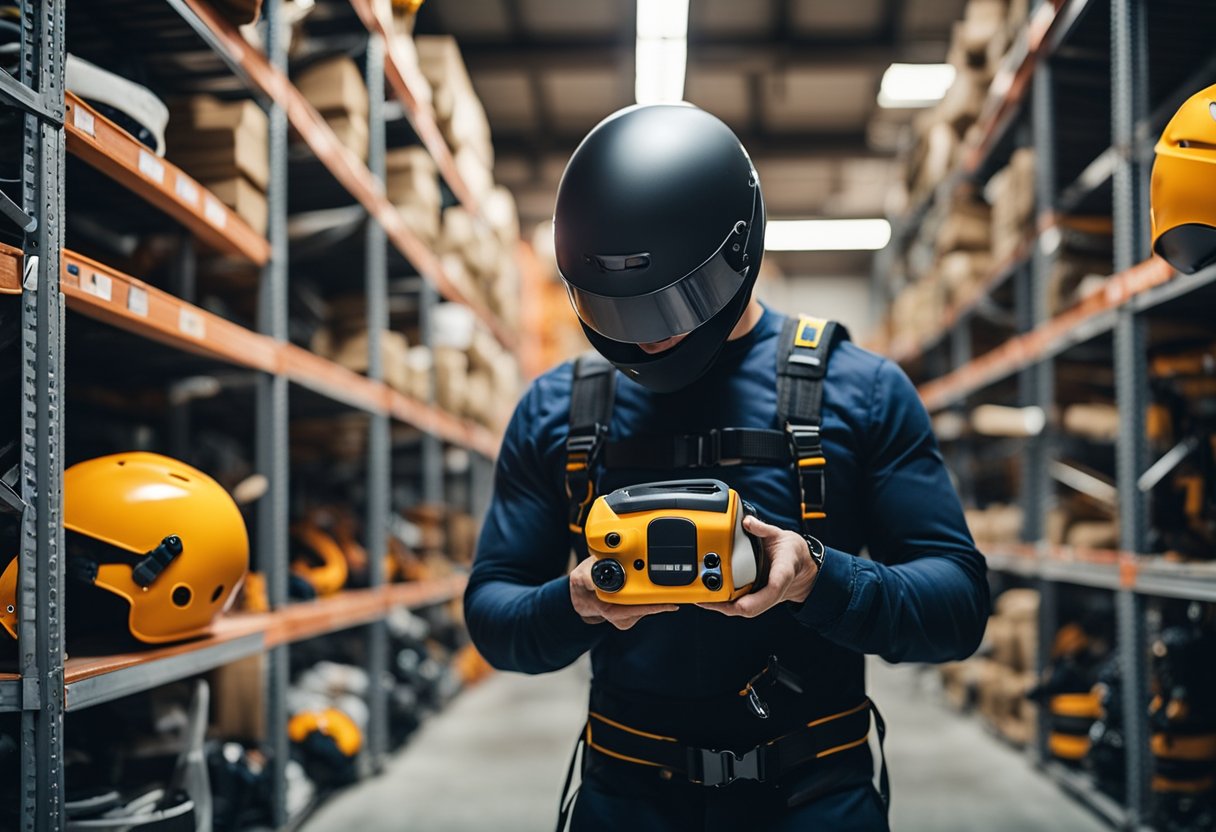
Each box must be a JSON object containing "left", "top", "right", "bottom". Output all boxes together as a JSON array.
[{"left": 464, "top": 304, "right": 988, "bottom": 747}]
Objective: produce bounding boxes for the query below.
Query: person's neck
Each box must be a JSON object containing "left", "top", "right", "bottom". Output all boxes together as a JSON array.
[{"left": 727, "top": 300, "right": 764, "bottom": 341}]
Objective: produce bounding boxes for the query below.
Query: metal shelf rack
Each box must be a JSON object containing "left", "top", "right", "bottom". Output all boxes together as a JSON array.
[
  {"left": 874, "top": 1, "right": 1216, "bottom": 827},
  {"left": 2, "top": 0, "right": 514, "bottom": 828}
]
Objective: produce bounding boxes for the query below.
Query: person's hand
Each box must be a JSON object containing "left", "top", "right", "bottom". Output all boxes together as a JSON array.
[
  {"left": 569, "top": 556, "right": 678, "bottom": 629},
  {"left": 698, "top": 515, "right": 819, "bottom": 618}
]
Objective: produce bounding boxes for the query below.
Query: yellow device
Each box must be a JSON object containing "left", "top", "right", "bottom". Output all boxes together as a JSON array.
[{"left": 585, "top": 479, "right": 765, "bottom": 604}]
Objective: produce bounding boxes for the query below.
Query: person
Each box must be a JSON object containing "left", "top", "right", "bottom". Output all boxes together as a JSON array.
[{"left": 463, "top": 103, "right": 989, "bottom": 831}]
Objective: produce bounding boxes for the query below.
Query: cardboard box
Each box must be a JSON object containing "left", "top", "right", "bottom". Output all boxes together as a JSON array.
[
  {"left": 325, "top": 113, "right": 369, "bottom": 163},
  {"left": 203, "top": 175, "right": 268, "bottom": 236},
  {"left": 1063, "top": 403, "right": 1120, "bottom": 441},
  {"left": 295, "top": 55, "right": 370, "bottom": 120},
  {"left": 210, "top": 654, "right": 266, "bottom": 742},
  {"left": 167, "top": 96, "right": 269, "bottom": 190},
  {"left": 434, "top": 346, "right": 469, "bottom": 415}
]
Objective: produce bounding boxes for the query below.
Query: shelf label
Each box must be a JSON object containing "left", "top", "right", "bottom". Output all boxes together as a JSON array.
[
  {"left": 82, "top": 271, "right": 112, "bottom": 302},
  {"left": 174, "top": 175, "right": 199, "bottom": 208},
  {"left": 203, "top": 196, "right": 228, "bottom": 229},
  {"left": 138, "top": 150, "right": 165, "bottom": 185},
  {"left": 72, "top": 106, "right": 95, "bottom": 137},
  {"left": 127, "top": 286, "right": 148, "bottom": 317},
  {"left": 179, "top": 308, "right": 205, "bottom": 339}
]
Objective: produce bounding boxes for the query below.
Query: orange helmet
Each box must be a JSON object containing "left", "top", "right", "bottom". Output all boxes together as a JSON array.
[
  {"left": 0, "top": 452, "right": 249, "bottom": 644},
  {"left": 287, "top": 708, "right": 362, "bottom": 757},
  {"left": 290, "top": 522, "right": 349, "bottom": 597},
  {"left": 1151, "top": 83, "right": 1216, "bottom": 274}
]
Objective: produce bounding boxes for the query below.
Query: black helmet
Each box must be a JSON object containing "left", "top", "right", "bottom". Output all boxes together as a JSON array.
[{"left": 554, "top": 104, "right": 765, "bottom": 393}]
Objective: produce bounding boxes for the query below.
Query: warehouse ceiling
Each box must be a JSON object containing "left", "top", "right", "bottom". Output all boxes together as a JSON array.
[{"left": 416, "top": 0, "right": 969, "bottom": 275}]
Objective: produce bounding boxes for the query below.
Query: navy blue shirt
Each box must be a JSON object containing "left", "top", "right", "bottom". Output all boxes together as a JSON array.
[{"left": 465, "top": 305, "right": 988, "bottom": 745}]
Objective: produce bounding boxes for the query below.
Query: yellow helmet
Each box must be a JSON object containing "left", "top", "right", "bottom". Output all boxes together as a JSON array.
[
  {"left": 1151, "top": 83, "right": 1216, "bottom": 274},
  {"left": 0, "top": 452, "right": 249, "bottom": 643},
  {"left": 288, "top": 708, "right": 362, "bottom": 757},
  {"left": 290, "top": 522, "right": 349, "bottom": 597}
]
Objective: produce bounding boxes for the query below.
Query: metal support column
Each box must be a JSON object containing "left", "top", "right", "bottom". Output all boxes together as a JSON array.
[
  {"left": 1111, "top": 0, "right": 1151, "bottom": 824},
  {"left": 947, "top": 324, "right": 972, "bottom": 503},
  {"left": 420, "top": 282, "right": 444, "bottom": 509},
  {"left": 1022, "top": 63, "right": 1056, "bottom": 548},
  {"left": 363, "top": 31, "right": 391, "bottom": 771},
  {"left": 258, "top": 0, "right": 291, "bottom": 825},
  {"left": 17, "top": 1, "right": 65, "bottom": 828}
]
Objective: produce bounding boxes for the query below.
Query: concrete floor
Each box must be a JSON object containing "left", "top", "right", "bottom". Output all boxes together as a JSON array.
[{"left": 302, "top": 659, "right": 1111, "bottom": 832}]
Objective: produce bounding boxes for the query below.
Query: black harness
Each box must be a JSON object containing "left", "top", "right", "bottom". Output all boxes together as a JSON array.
[
  {"left": 565, "top": 314, "right": 850, "bottom": 536},
  {"left": 555, "top": 316, "right": 890, "bottom": 827}
]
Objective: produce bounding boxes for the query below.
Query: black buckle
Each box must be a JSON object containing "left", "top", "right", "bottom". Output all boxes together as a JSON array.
[
  {"left": 676, "top": 430, "right": 744, "bottom": 468},
  {"left": 566, "top": 426, "right": 604, "bottom": 458},
  {"left": 690, "top": 746, "right": 766, "bottom": 787},
  {"left": 787, "top": 424, "right": 822, "bottom": 457}
]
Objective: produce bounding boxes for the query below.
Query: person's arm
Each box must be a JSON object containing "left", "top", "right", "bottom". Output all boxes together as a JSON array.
[
  {"left": 793, "top": 358, "right": 989, "bottom": 663},
  {"left": 463, "top": 378, "right": 608, "bottom": 674}
]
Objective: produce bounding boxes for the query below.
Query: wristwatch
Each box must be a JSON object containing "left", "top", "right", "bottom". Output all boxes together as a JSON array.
[{"left": 802, "top": 534, "right": 826, "bottom": 571}]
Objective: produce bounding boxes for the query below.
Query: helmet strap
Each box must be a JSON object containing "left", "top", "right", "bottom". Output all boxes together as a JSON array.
[{"left": 131, "top": 535, "right": 184, "bottom": 588}]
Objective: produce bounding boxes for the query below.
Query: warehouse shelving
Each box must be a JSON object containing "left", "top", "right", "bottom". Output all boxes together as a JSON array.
[
  {"left": 875, "top": 1, "right": 1216, "bottom": 828},
  {"left": 63, "top": 93, "right": 272, "bottom": 265},
  {"left": 168, "top": 0, "right": 517, "bottom": 351},
  {"left": 4, "top": 0, "right": 515, "bottom": 828}
]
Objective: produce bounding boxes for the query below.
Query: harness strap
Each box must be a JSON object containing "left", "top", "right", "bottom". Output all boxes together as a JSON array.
[
  {"left": 582, "top": 699, "right": 878, "bottom": 788},
  {"left": 603, "top": 427, "right": 789, "bottom": 469},
  {"left": 776, "top": 315, "right": 850, "bottom": 532},
  {"left": 565, "top": 352, "right": 616, "bottom": 534}
]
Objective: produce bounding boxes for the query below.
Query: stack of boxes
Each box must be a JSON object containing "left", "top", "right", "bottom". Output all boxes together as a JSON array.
[
  {"left": 941, "top": 588, "right": 1040, "bottom": 746},
  {"left": 295, "top": 55, "right": 371, "bottom": 162},
  {"left": 888, "top": 0, "right": 1038, "bottom": 349},
  {"left": 385, "top": 146, "right": 443, "bottom": 248},
  {"left": 166, "top": 95, "right": 270, "bottom": 235},
  {"left": 414, "top": 36, "right": 521, "bottom": 332}
]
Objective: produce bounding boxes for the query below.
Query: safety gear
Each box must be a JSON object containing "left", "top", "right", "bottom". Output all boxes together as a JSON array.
[
  {"left": 1151, "top": 83, "right": 1216, "bottom": 274},
  {"left": 1028, "top": 623, "right": 1104, "bottom": 765},
  {"left": 66, "top": 55, "right": 169, "bottom": 156},
  {"left": 585, "top": 479, "right": 764, "bottom": 604},
  {"left": 0, "top": 452, "right": 248, "bottom": 644},
  {"left": 553, "top": 104, "right": 765, "bottom": 393},
  {"left": 288, "top": 708, "right": 362, "bottom": 786},
  {"left": 556, "top": 697, "right": 887, "bottom": 831},
  {"left": 290, "top": 522, "right": 349, "bottom": 597},
  {"left": 565, "top": 315, "right": 848, "bottom": 535}
]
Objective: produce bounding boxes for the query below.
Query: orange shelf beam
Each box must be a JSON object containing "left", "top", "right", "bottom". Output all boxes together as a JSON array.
[
  {"left": 64, "top": 93, "right": 271, "bottom": 266},
  {"left": 176, "top": 0, "right": 516, "bottom": 354},
  {"left": 61, "top": 249, "right": 280, "bottom": 373},
  {"left": 918, "top": 256, "right": 1175, "bottom": 411}
]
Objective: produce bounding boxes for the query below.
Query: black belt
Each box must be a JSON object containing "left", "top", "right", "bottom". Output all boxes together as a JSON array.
[
  {"left": 604, "top": 427, "right": 791, "bottom": 470},
  {"left": 556, "top": 699, "right": 889, "bottom": 829}
]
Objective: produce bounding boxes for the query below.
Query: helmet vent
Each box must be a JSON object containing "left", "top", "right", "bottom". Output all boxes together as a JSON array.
[
  {"left": 169, "top": 473, "right": 191, "bottom": 483},
  {"left": 586, "top": 253, "right": 650, "bottom": 272},
  {"left": 211, "top": 584, "right": 224, "bottom": 603},
  {"left": 172, "top": 585, "right": 192, "bottom": 607}
]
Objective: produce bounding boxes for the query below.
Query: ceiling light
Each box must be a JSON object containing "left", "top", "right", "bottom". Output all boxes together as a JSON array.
[
  {"left": 637, "top": 0, "right": 689, "bottom": 39},
  {"left": 764, "top": 219, "right": 892, "bottom": 251},
  {"left": 635, "top": 38, "right": 687, "bottom": 105},
  {"left": 877, "top": 63, "right": 956, "bottom": 109},
  {"left": 635, "top": 0, "right": 688, "bottom": 105}
]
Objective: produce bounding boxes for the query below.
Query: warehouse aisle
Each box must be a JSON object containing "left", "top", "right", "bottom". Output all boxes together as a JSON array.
[{"left": 302, "top": 659, "right": 1109, "bottom": 832}]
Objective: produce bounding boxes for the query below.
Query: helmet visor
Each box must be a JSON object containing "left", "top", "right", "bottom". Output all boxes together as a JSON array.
[{"left": 564, "top": 245, "right": 749, "bottom": 344}]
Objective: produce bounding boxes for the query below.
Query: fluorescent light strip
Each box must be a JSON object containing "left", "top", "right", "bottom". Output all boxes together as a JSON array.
[
  {"left": 764, "top": 219, "right": 892, "bottom": 251},
  {"left": 877, "top": 63, "right": 956, "bottom": 109},
  {"left": 635, "top": 0, "right": 688, "bottom": 105}
]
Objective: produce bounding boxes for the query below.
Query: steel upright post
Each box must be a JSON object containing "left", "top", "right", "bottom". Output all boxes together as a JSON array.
[
  {"left": 258, "top": 0, "right": 292, "bottom": 824},
  {"left": 17, "top": 0, "right": 66, "bottom": 829},
  {"left": 1111, "top": 0, "right": 1152, "bottom": 824}
]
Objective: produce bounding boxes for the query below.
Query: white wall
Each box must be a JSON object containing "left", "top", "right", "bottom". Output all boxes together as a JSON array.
[{"left": 757, "top": 274, "right": 876, "bottom": 341}]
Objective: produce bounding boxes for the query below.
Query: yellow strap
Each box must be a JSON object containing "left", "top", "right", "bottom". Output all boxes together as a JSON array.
[
  {"left": 588, "top": 710, "right": 679, "bottom": 743},
  {"left": 816, "top": 733, "right": 870, "bottom": 759},
  {"left": 798, "top": 456, "right": 826, "bottom": 468}
]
